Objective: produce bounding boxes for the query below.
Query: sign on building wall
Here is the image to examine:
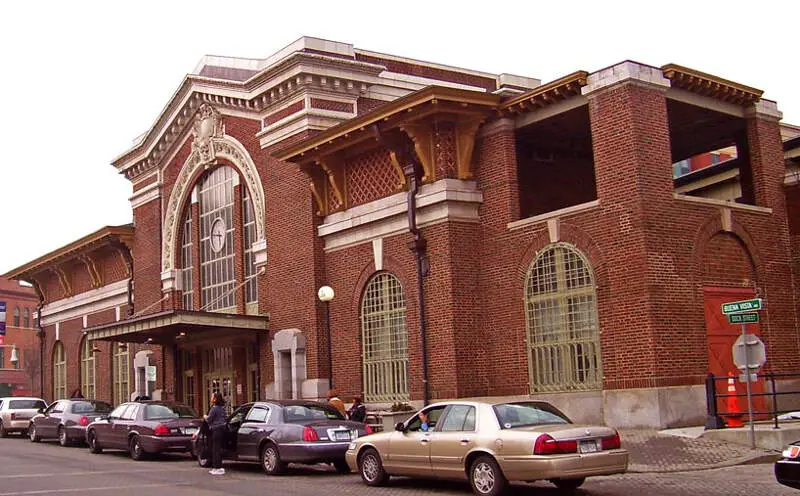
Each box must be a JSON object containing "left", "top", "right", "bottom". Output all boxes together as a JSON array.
[{"left": 0, "top": 301, "right": 6, "bottom": 346}]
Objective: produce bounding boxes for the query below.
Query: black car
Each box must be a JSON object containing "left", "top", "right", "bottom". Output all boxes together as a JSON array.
[
  {"left": 194, "top": 400, "right": 372, "bottom": 474},
  {"left": 29, "top": 399, "right": 113, "bottom": 446},
  {"left": 775, "top": 441, "right": 800, "bottom": 489},
  {"left": 86, "top": 401, "right": 202, "bottom": 460}
]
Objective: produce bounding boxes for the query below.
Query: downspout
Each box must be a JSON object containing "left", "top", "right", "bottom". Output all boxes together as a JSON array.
[
  {"left": 372, "top": 126, "right": 430, "bottom": 406},
  {"left": 31, "top": 280, "right": 45, "bottom": 399}
]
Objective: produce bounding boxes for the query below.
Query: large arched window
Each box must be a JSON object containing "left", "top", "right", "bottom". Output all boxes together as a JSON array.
[
  {"left": 181, "top": 209, "right": 194, "bottom": 310},
  {"left": 13, "top": 307, "right": 19, "bottom": 327},
  {"left": 524, "top": 243, "right": 601, "bottom": 392},
  {"left": 80, "top": 339, "right": 96, "bottom": 399},
  {"left": 361, "top": 273, "right": 409, "bottom": 402},
  {"left": 242, "top": 186, "right": 258, "bottom": 308},
  {"left": 53, "top": 342, "right": 67, "bottom": 399},
  {"left": 112, "top": 343, "right": 130, "bottom": 404},
  {"left": 199, "top": 166, "right": 236, "bottom": 311},
  {"left": 23, "top": 308, "right": 30, "bottom": 328}
]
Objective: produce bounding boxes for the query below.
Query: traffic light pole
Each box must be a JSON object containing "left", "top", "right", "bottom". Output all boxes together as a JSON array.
[{"left": 742, "top": 322, "right": 755, "bottom": 449}]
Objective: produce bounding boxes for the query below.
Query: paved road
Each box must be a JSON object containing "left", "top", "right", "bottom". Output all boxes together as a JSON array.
[{"left": 0, "top": 434, "right": 791, "bottom": 495}]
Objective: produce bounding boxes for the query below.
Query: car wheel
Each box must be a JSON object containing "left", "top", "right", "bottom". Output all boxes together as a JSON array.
[
  {"left": 58, "top": 426, "right": 70, "bottom": 447},
  {"left": 130, "top": 435, "right": 147, "bottom": 461},
  {"left": 552, "top": 478, "right": 585, "bottom": 491},
  {"left": 469, "top": 455, "right": 508, "bottom": 496},
  {"left": 196, "top": 438, "right": 210, "bottom": 467},
  {"left": 87, "top": 430, "right": 102, "bottom": 454},
  {"left": 358, "top": 448, "right": 389, "bottom": 486},
  {"left": 29, "top": 424, "right": 40, "bottom": 442},
  {"left": 333, "top": 460, "right": 351, "bottom": 474},
  {"left": 260, "top": 442, "right": 287, "bottom": 476},
  {"left": 0, "top": 420, "right": 7, "bottom": 438}
]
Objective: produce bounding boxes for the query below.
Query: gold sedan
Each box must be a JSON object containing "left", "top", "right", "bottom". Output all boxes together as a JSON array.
[{"left": 346, "top": 400, "right": 627, "bottom": 495}]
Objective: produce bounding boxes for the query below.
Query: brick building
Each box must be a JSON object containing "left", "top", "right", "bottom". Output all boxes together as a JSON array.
[
  {"left": 5, "top": 38, "right": 798, "bottom": 427},
  {"left": 0, "top": 277, "right": 40, "bottom": 397}
]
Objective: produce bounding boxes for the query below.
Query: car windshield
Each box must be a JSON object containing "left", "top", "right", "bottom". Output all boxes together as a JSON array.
[
  {"left": 493, "top": 402, "right": 571, "bottom": 428},
  {"left": 282, "top": 404, "right": 344, "bottom": 423},
  {"left": 72, "top": 401, "right": 112, "bottom": 414},
  {"left": 144, "top": 403, "right": 198, "bottom": 420},
  {"left": 9, "top": 400, "right": 46, "bottom": 410}
]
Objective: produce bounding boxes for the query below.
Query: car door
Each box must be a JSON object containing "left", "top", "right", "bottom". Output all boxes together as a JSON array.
[
  {"left": 39, "top": 401, "right": 63, "bottom": 438},
  {"left": 115, "top": 404, "right": 139, "bottom": 448},
  {"left": 385, "top": 405, "right": 447, "bottom": 476},
  {"left": 96, "top": 404, "right": 126, "bottom": 448},
  {"left": 224, "top": 405, "right": 252, "bottom": 457},
  {"left": 238, "top": 405, "right": 269, "bottom": 460},
  {"left": 429, "top": 404, "right": 477, "bottom": 479}
]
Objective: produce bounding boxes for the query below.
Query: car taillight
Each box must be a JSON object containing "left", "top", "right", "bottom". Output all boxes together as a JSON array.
[
  {"left": 533, "top": 434, "right": 578, "bottom": 455},
  {"left": 302, "top": 426, "right": 319, "bottom": 442},
  {"left": 79, "top": 416, "right": 89, "bottom": 427},
  {"left": 9, "top": 413, "right": 15, "bottom": 421},
  {"left": 154, "top": 424, "right": 170, "bottom": 436},
  {"left": 365, "top": 424, "right": 373, "bottom": 435},
  {"left": 601, "top": 431, "right": 621, "bottom": 450}
]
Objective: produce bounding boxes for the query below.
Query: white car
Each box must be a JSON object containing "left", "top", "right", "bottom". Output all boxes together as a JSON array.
[{"left": 0, "top": 397, "right": 47, "bottom": 437}]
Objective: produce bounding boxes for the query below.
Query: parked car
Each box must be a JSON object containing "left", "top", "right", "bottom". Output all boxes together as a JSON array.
[
  {"left": 346, "top": 400, "right": 628, "bottom": 496},
  {"left": 29, "top": 399, "right": 113, "bottom": 446},
  {"left": 86, "top": 400, "right": 201, "bottom": 460},
  {"left": 0, "top": 397, "right": 47, "bottom": 438},
  {"left": 775, "top": 440, "right": 800, "bottom": 489},
  {"left": 194, "top": 400, "right": 372, "bottom": 475}
]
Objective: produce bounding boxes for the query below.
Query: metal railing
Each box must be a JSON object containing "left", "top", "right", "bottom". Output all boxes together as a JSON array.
[{"left": 705, "top": 372, "right": 800, "bottom": 429}]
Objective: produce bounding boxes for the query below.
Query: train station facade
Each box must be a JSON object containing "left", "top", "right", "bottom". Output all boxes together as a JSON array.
[{"left": 6, "top": 37, "right": 799, "bottom": 427}]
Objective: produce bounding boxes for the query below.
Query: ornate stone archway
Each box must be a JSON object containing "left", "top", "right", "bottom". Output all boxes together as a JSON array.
[{"left": 161, "top": 104, "right": 267, "bottom": 283}]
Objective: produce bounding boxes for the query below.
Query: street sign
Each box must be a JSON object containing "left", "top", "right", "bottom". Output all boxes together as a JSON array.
[
  {"left": 722, "top": 298, "right": 762, "bottom": 315},
  {"left": 732, "top": 333, "right": 766, "bottom": 370},
  {"left": 728, "top": 313, "right": 759, "bottom": 324},
  {"left": 0, "top": 301, "right": 5, "bottom": 335},
  {"left": 739, "top": 373, "right": 758, "bottom": 382}
]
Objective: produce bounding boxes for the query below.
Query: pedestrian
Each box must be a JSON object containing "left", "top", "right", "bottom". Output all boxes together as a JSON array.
[
  {"left": 327, "top": 389, "right": 346, "bottom": 417},
  {"left": 69, "top": 388, "right": 84, "bottom": 399},
  {"left": 205, "top": 391, "right": 227, "bottom": 475},
  {"left": 347, "top": 396, "right": 367, "bottom": 423}
]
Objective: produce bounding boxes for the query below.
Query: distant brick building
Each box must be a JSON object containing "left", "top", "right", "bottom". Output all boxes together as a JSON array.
[
  {"left": 0, "top": 278, "right": 40, "bottom": 397},
  {"left": 6, "top": 38, "right": 799, "bottom": 427}
]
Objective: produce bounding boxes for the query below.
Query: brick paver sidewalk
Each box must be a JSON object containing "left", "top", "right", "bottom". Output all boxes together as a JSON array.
[{"left": 620, "top": 429, "right": 780, "bottom": 473}]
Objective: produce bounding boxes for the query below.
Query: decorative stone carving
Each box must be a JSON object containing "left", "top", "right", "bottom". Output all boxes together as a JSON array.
[{"left": 162, "top": 106, "right": 267, "bottom": 273}]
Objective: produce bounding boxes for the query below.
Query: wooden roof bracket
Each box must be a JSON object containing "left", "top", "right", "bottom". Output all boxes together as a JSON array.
[
  {"left": 455, "top": 116, "right": 485, "bottom": 180},
  {"left": 79, "top": 253, "right": 104, "bottom": 289},
  {"left": 317, "top": 155, "right": 347, "bottom": 211},
  {"left": 400, "top": 122, "right": 435, "bottom": 182}
]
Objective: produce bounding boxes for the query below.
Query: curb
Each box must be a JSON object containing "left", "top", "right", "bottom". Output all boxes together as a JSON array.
[{"left": 628, "top": 452, "right": 782, "bottom": 474}]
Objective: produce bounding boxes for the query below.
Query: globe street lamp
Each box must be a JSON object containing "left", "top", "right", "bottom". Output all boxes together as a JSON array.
[{"left": 317, "top": 286, "right": 335, "bottom": 389}]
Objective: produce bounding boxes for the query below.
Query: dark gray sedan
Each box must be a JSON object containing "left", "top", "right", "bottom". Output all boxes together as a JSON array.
[
  {"left": 29, "top": 399, "right": 112, "bottom": 446},
  {"left": 194, "top": 400, "right": 372, "bottom": 475}
]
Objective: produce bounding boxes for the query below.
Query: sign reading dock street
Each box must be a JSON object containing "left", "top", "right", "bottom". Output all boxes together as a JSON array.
[
  {"left": 728, "top": 313, "right": 760, "bottom": 324},
  {"left": 721, "top": 298, "right": 762, "bottom": 315}
]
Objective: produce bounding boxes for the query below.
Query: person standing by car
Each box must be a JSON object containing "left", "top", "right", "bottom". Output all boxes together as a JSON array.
[
  {"left": 327, "top": 390, "right": 346, "bottom": 417},
  {"left": 347, "top": 396, "right": 366, "bottom": 423},
  {"left": 205, "top": 392, "right": 227, "bottom": 475}
]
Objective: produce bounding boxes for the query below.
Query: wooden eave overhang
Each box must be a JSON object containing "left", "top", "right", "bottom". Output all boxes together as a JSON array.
[
  {"left": 84, "top": 309, "right": 269, "bottom": 344},
  {"left": 3, "top": 225, "right": 134, "bottom": 281},
  {"left": 499, "top": 71, "right": 589, "bottom": 116},
  {"left": 662, "top": 64, "right": 763, "bottom": 106},
  {"left": 274, "top": 86, "right": 502, "bottom": 164}
]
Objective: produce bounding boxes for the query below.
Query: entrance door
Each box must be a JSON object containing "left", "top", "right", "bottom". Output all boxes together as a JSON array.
[
  {"left": 703, "top": 287, "right": 766, "bottom": 416},
  {"left": 204, "top": 374, "right": 234, "bottom": 415}
]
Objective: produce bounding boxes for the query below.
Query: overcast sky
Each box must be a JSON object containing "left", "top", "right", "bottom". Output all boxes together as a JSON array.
[{"left": 1, "top": 0, "right": 797, "bottom": 275}]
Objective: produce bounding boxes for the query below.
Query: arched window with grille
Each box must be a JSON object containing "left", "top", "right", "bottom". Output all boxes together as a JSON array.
[
  {"left": 112, "top": 343, "right": 130, "bottom": 404},
  {"left": 361, "top": 273, "right": 409, "bottom": 402},
  {"left": 199, "top": 166, "right": 236, "bottom": 311},
  {"left": 181, "top": 209, "right": 194, "bottom": 310},
  {"left": 13, "top": 307, "right": 19, "bottom": 327},
  {"left": 524, "top": 243, "right": 602, "bottom": 392},
  {"left": 23, "top": 308, "right": 30, "bottom": 328},
  {"left": 53, "top": 342, "right": 67, "bottom": 399},
  {"left": 80, "top": 338, "right": 96, "bottom": 399}
]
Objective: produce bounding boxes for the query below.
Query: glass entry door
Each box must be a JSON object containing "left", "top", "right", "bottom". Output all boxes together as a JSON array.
[
  {"left": 202, "top": 346, "right": 235, "bottom": 415},
  {"left": 204, "top": 374, "right": 234, "bottom": 415}
]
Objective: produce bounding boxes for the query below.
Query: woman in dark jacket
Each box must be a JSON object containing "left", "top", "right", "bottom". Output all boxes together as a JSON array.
[
  {"left": 347, "top": 396, "right": 367, "bottom": 423},
  {"left": 206, "top": 392, "right": 227, "bottom": 475}
]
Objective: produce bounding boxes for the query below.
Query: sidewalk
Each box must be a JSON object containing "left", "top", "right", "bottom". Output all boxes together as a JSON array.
[{"left": 620, "top": 428, "right": 781, "bottom": 473}]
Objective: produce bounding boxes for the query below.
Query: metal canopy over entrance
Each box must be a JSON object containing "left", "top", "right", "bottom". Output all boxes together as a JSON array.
[{"left": 83, "top": 310, "right": 268, "bottom": 344}]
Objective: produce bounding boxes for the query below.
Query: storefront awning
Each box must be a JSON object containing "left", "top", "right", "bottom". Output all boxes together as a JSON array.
[{"left": 84, "top": 310, "right": 269, "bottom": 344}]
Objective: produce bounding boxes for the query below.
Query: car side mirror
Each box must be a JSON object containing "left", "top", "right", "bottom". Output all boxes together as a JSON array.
[{"left": 394, "top": 422, "right": 405, "bottom": 432}]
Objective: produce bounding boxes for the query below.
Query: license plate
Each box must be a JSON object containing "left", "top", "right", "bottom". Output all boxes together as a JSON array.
[
  {"left": 184, "top": 427, "right": 198, "bottom": 435},
  {"left": 579, "top": 440, "right": 598, "bottom": 453},
  {"left": 333, "top": 431, "right": 351, "bottom": 441}
]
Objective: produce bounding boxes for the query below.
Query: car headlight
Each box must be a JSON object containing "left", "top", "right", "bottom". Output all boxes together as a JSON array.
[{"left": 348, "top": 442, "right": 357, "bottom": 450}]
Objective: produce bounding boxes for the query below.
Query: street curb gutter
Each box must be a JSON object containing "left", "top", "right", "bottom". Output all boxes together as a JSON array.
[{"left": 628, "top": 452, "right": 782, "bottom": 474}]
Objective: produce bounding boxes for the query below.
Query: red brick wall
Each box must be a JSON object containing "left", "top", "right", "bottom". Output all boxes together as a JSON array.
[
  {"left": 517, "top": 154, "right": 596, "bottom": 217},
  {"left": 357, "top": 98, "right": 387, "bottom": 116},
  {"left": 310, "top": 98, "right": 353, "bottom": 114},
  {"left": 132, "top": 174, "right": 158, "bottom": 192},
  {"left": 263, "top": 101, "right": 304, "bottom": 126},
  {"left": 355, "top": 53, "right": 496, "bottom": 91},
  {"left": 132, "top": 198, "right": 163, "bottom": 316}
]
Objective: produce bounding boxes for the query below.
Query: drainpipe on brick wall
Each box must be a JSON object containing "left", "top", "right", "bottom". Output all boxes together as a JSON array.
[
  {"left": 30, "top": 279, "right": 45, "bottom": 399},
  {"left": 372, "top": 126, "right": 430, "bottom": 406}
]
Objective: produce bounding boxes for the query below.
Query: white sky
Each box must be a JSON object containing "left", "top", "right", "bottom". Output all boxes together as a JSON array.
[{"left": 1, "top": 0, "right": 798, "bottom": 275}]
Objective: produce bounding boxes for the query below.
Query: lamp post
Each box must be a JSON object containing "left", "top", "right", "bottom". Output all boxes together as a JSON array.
[
  {"left": 9, "top": 346, "right": 18, "bottom": 368},
  {"left": 317, "top": 286, "right": 335, "bottom": 390}
]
